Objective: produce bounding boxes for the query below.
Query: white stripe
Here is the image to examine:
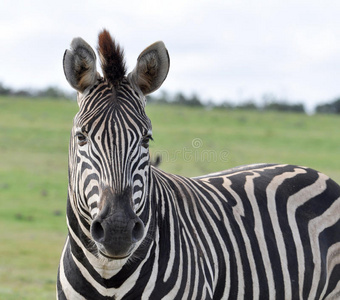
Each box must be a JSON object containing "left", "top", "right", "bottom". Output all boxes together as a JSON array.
[
  {"left": 58, "top": 238, "right": 86, "bottom": 300},
  {"left": 323, "top": 279, "right": 340, "bottom": 300},
  {"left": 287, "top": 173, "right": 329, "bottom": 299},
  {"left": 308, "top": 197, "right": 340, "bottom": 300},
  {"left": 266, "top": 168, "right": 307, "bottom": 298},
  {"left": 244, "top": 172, "right": 276, "bottom": 298},
  {"left": 320, "top": 242, "right": 340, "bottom": 299}
]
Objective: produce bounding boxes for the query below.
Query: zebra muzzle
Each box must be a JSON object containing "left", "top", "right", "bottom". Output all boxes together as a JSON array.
[{"left": 90, "top": 187, "right": 145, "bottom": 259}]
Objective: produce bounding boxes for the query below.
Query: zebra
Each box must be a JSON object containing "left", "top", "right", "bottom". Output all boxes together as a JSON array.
[{"left": 57, "top": 29, "right": 340, "bottom": 299}]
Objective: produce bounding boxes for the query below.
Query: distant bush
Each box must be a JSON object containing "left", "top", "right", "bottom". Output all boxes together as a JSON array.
[
  {"left": 315, "top": 98, "right": 340, "bottom": 114},
  {"left": 214, "top": 101, "right": 234, "bottom": 109},
  {"left": 261, "top": 94, "right": 305, "bottom": 113},
  {"left": 235, "top": 101, "right": 258, "bottom": 110},
  {"left": 148, "top": 91, "right": 203, "bottom": 107},
  {"left": 0, "top": 82, "right": 11, "bottom": 95},
  {"left": 147, "top": 92, "right": 307, "bottom": 113},
  {"left": 36, "top": 86, "right": 68, "bottom": 98},
  {"left": 0, "top": 82, "right": 74, "bottom": 100},
  {"left": 263, "top": 102, "right": 305, "bottom": 113}
]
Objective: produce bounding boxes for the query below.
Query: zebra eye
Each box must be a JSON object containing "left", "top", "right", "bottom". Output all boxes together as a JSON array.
[
  {"left": 75, "top": 132, "right": 87, "bottom": 146},
  {"left": 141, "top": 135, "right": 153, "bottom": 149}
]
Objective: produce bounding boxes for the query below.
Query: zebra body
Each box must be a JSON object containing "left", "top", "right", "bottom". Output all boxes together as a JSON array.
[{"left": 57, "top": 30, "right": 340, "bottom": 299}]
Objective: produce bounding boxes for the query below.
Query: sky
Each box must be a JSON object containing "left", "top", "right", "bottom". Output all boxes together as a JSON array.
[{"left": 1, "top": 0, "right": 340, "bottom": 112}]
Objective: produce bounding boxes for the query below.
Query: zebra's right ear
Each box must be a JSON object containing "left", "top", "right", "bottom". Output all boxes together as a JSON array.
[
  {"left": 63, "top": 37, "right": 98, "bottom": 93},
  {"left": 128, "top": 41, "right": 170, "bottom": 96}
]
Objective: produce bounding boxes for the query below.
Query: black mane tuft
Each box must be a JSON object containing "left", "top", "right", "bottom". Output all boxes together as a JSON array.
[{"left": 98, "top": 29, "right": 126, "bottom": 87}]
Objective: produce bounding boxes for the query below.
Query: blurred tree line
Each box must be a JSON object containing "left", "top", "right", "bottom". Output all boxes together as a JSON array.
[
  {"left": 0, "top": 82, "right": 74, "bottom": 99},
  {"left": 148, "top": 91, "right": 340, "bottom": 115},
  {"left": 1, "top": 82, "right": 339, "bottom": 114},
  {"left": 147, "top": 91, "right": 308, "bottom": 113},
  {"left": 315, "top": 99, "right": 340, "bottom": 114}
]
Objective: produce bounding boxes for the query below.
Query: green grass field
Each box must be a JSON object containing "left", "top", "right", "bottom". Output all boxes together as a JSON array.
[{"left": 0, "top": 96, "right": 339, "bottom": 299}]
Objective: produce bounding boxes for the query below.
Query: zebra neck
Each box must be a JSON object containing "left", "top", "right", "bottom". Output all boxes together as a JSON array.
[{"left": 148, "top": 166, "right": 189, "bottom": 241}]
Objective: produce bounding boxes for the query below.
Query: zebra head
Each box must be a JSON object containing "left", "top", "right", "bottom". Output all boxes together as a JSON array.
[{"left": 63, "top": 30, "right": 169, "bottom": 260}]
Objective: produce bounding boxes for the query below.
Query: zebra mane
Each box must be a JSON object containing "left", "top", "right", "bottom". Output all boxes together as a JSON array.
[{"left": 98, "top": 29, "right": 126, "bottom": 87}]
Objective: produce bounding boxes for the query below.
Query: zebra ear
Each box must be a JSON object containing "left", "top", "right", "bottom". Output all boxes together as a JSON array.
[
  {"left": 129, "top": 41, "right": 170, "bottom": 96},
  {"left": 63, "top": 37, "right": 98, "bottom": 93}
]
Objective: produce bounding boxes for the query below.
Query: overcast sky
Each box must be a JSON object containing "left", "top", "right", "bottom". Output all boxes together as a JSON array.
[{"left": 1, "top": 0, "right": 340, "bottom": 111}]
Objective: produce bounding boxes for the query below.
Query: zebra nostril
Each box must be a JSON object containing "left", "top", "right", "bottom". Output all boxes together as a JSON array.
[
  {"left": 131, "top": 219, "right": 144, "bottom": 242},
  {"left": 91, "top": 220, "right": 105, "bottom": 243}
]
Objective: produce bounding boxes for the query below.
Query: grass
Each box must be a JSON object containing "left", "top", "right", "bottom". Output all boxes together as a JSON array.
[
  {"left": 0, "top": 97, "right": 75, "bottom": 299},
  {"left": 0, "top": 96, "right": 339, "bottom": 299},
  {"left": 147, "top": 104, "right": 340, "bottom": 181}
]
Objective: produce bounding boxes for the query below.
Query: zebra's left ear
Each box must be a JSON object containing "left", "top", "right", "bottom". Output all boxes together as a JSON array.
[
  {"left": 128, "top": 41, "right": 170, "bottom": 96},
  {"left": 63, "top": 37, "right": 98, "bottom": 94}
]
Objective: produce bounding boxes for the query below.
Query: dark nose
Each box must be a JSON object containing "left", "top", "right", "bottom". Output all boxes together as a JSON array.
[
  {"left": 91, "top": 213, "right": 144, "bottom": 244},
  {"left": 90, "top": 187, "right": 145, "bottom": 257}
]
